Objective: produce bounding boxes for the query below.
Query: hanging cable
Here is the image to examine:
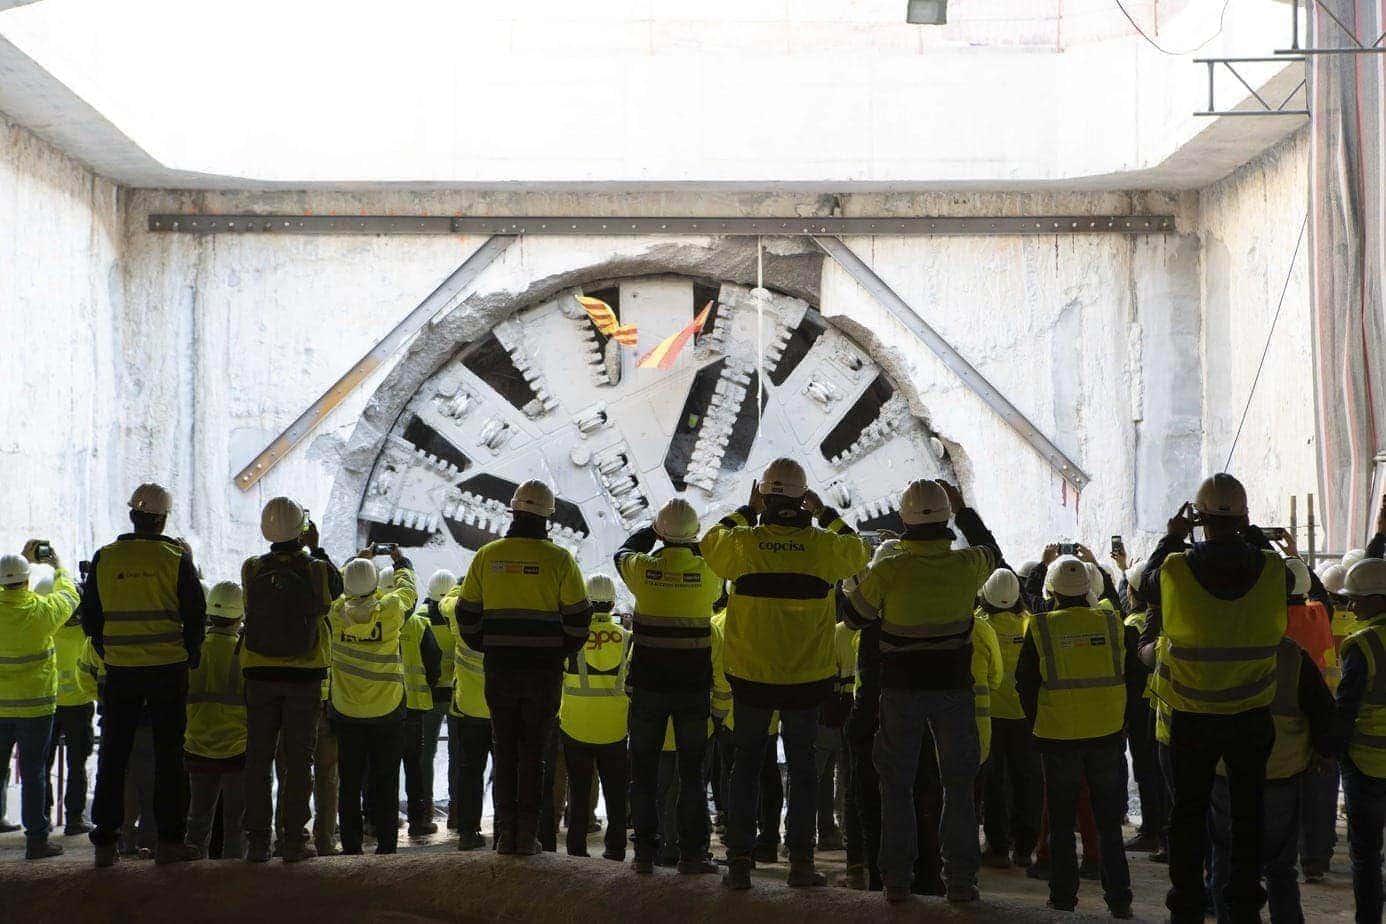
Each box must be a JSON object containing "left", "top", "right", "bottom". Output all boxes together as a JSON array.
[
  {"left": 755, "top": 236, "right": 765, "bottom": 436},
  {"left": 1113, "top": 0, "right": 1233, "bottom": 56},
  {"left": 1225, "top": 211, "right": 1310, "bottom": 471}
]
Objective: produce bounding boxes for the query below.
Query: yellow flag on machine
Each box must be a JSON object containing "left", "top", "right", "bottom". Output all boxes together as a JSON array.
[
  {"left": 576, "top": 295, "right": 638, "bottom": 347},
  {"left": 636, "top": 301, "right": 713, "bottom": 371}
]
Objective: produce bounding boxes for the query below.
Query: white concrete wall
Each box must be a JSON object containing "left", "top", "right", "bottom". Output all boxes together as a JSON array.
[
  {"left": 1199, "top": 129, "right": 1316, "bottom": 541},
  {"left": 0, "top": 111, "right": 121, "bottom": 565}
]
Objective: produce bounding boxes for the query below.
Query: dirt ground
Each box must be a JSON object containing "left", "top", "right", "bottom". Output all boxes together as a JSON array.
[{"left": 0, "top": 819, "right": 1360, "bottom": 923}]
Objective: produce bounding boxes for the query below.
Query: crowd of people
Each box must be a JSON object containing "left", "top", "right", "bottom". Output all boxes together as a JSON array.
[{"left": 3, "top": 462, "right": 1386, "bottom": 921}]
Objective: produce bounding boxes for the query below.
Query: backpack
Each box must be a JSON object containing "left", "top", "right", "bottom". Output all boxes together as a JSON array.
[{"left": 243, "top": 553, "right": 321, "bottom": 658}]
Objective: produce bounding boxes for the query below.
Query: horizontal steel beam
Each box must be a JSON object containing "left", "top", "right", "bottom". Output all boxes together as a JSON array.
[
  {"left": 813, "top": 235, "right": 1091, "bottom": 491},
  {"left": 148, "top": 214, "right": 1176, "bottom": 237},
  {"left": 233, "top": 234, "right": 516, "bottom": 491}
]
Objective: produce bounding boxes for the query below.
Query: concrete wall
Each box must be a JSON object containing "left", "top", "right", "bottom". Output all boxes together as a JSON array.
[
  {"left": 0, "top": 111, "right": 121, "bottom": 566},
  {"left": 1198, "top": 129, "right": 1314, "bottom": 539}
]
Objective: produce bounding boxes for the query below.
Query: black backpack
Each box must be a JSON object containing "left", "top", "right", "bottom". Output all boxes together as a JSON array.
[{"left": 243, "top": 553, "right": 320, "bottom": 658}]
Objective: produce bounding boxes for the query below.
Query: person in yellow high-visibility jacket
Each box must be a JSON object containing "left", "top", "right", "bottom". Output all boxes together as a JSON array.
[
  {"left": 0, "top": 543, "right": 79, "bottom": 859},
  {"left": 184, "top": 582, "right": 248, "bottom": 859},
  {"left": 418, "top": 570, "right": 458, "bottom": 831}
]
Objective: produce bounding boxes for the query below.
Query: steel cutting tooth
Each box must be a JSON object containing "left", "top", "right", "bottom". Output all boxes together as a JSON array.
[
  {"left": 831, "top": 394, "right": 910, "bottom": 468},
  {"left": 684, "top": 362, "right": 753, "bottom": 493},
  {"left": 493, "top": 318, "right": 559, "bottom": 417}
]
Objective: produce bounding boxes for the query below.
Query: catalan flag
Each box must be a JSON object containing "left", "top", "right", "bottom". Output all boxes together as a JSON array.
[
  {"left": 637, "top": 301, "right": 714, "bottom": 371},
  {"left": 576, "top": 295, "right": 638, "bottom": 347}
]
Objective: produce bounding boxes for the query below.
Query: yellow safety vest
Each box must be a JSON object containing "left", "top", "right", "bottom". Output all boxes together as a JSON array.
[
  {"left": 1153, "top": 552, "right": 1287, "bottom": 715},
  {"left": 400, "top": 613, "right": 434, "bottom": 711},
  {"left": 93, "top": 537, "right": 188, "bottom": 667},
  {"left": 978, "top": 608, "right": 1028, "bottom": 720},
  {"left": 425, "top": 602, "right": 456, "bottom": 690},
  {"left": 76, "top": 640, "right": 104, "bottom": 701},
  {"left": 851, "top": 539, "right": 993, "bottom": 657},
  {"left": 0, "top": 570, "right": 79, "bottom": 718},
  {"left": 1212, "top": 638, "right": 1312, "bottom": 780},
  {"left": 559, "top": 614, "right": 630, "bottom": 745},
  {"left": 328, "top": 570, "right": 417, "bottom": 720},
  {"left": 972, "top": 616, "right": 1003, "bottom": 764},
  {"left": 1124, "top": 611, "right": 1155, "bottom": 702},
  {"left": 834, "top": 621, "right": 857, "bottom": 697},
  {"left": 453, "top": 538, "right": 590, "bottom": 656},
  {"left": 54, "top": 617, "right": 96, "bottom": 708},
  {"left": 710, "top": 610, "right": 732, "bottom": 722},
  {"left": 702, "top": 510, "right": 870, "bottom": 686},
  {"left": 238, "top": 550, "right": 336, "bottom": 673},
  {"left": 1030, "top": 605, "right": 1127, "bottom": 741},
  {"left": 1343, "top": 620, "right": 1386, "bottom": 777},
  {"left": 440, "top": 596, "right": 490, "bottom": 720},
  {"left": 617, "top": 545, "right": 722, "bottom": 660},
  {"left": 185, "top": 626, "right": 247, "bottom": 760}
]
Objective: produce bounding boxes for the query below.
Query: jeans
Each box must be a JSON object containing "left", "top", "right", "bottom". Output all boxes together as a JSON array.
[
  {"left": 983, "top": 716, "right": 1042, "bottom": 858},
  {"left": 0, "top": 715, "right": 55, "bottom": 840},
  {"left": 91, "top": 667, "right": 189, "bottom": 846},
  {"left": 726, "top": 700, "right": 817, "bottom": 862},
  {"left": 1211, "top": 774, "right": 1303, "bottom": 924},
  {"left": 1127, "top": 699, "right": 1166, "bottom": 840},
  {"left": 1300, "top": 759, "right": 1340, "bottom": 872},
  {"left": 336, "top": 717, "right": 405, "bottom": 854},
  {"left": 628, "top": 688, "right": 710, "bottom": 859},
  {"left": 243, "top": 678, "right": 320, "bottom": 851},
  {"left": 814, "top": 724, "right": 844, "bottom": 840},
  {"left": 1167, "top": 708, "right": 1275, "bottom": 924},
  {"left": 421, "top": 697, "right": 451, "bottom": 812},
  {"left": 874, "top": 687, "right": 980, "bottom": 892},
  {"left": 44, "top": 703, "right": 94, "bottom": 829},
  {"left": 485, "top": 668, "right": 561, "bottom": 843},
  {"left": 448, "top": 715, "right": 492, "bottom": 837},
  {"left": 845, "top": 711, "right": 882, "bottom": 887},
  {"left": 539, "top": 723, "right": 560, "bottom": 851},
  {"left": 122, "top": 725, "right": 157, "bottom": 850},
  {"left": 1041, "top": 743, "right": 1133, "bottom": 911},
  {"left": 1343, "top": 758, "right": 1386, "bottom": 924},
  {"left": 187, "top": 766, "right": 246, "bottom": 859},
  {"left": 563, "top": 734, "right": 628, "bottom": 857},
  {"left": 402, "top": 708, "right": 428, "bottom": 826},
  {"left": 757, "top": 736, "right": 784, "bottom": 848}
]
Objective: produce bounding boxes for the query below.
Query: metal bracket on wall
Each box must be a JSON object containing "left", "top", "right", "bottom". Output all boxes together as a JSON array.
[
  {"left": 148, "top": 214, "right": 1176, "bottom": 237},
  {"left": 233, "top": 234, "right": 516, "bottom": 491},
  {"left": 812, "top": 235, "right": 1091, "bottom": 491},
  {"left": 1278, "top": 0, "right": 1386, "bottom": 54},
  {"left": 1193, "top": 57, "right": 1309, "bottom": 117}
]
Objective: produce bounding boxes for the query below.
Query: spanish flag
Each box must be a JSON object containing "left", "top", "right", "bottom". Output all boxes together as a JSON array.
[
  {"left": 637, "top": 301, "right": 714, "bottom": 371},
  {"left": 576, "top": 295, "right": 638, "bottom": 347}
]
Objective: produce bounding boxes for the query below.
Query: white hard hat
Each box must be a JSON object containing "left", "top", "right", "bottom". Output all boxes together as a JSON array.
[
  {"left": 1193, "top": 474, "right": 1248, "bottom": 519},
  {"left": 427, "top": 569, "right": 458, "bottom": 601},
  {"left": 872, "top": 538, "right": 903, "bottom": 566},
  {"left": 376, "top": 566, "right": 395, "bottom": 593},
  {"left": 1286, "top": 558, "right": 1311, "bottom": 597},
  {"left": 128, "top": 483, "right": 173, "bottom": 516},
  {"left": 1344, "top": 559, "right": 1386, "bottom": 598},
  {"left": 260, "top": 496, "right": 306, "bottom": 543},
  {"left": 981, "top": 569, "right": 1020, "bottom": 609},
  {"left": 207, "top": 581, "right": 245, "bottom": 619},
  {"left": 1344, "top": 549, "right": 1368, "bottom": 570},
  {"left": 585, "top": 573, "right": 617, "bottom": 605},
  {"left": 1125, "top": 561, "right": 1147, "bottom": 593},
  {"left": 1322, "top": 564, "right": 1348, "bottom": 595},
  {"left": 343, "top": 558, "right": 379, "bottom": 597},
  {"left": 511, "top": 480, "right": 556, "bottom": 518},
  {"left": 1047, "top": 556, "right": 1092, "bottom": 598},
  {"left": 30, "top": 564, "right": 55, "bottom": 595},
  {"left": 900, "top": 480, "right": 951, "bottom": 526},
  {"left": 0, "top": 554, "right": 31, "bottom": 585},
  {"left": 758, "top": 458, "right": 808, "bottom": 499},
  {"left": 1016, "top": 560, "right": 1041, "bottom": 581},
  {"left": 1085, "top": 563, "right": 1106, "bottom": 595},
  {"left": 654, "top": 497, "right": 700, "bottom": 543}
]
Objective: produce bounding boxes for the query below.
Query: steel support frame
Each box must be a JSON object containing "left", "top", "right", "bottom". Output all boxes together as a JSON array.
[
  {"left": 233, "top": 234, "right": 516, "bottom": 490},
  {"left": 1193, "top": 57, "right": 1309, "bottom": 117},
  {"left": 148, "top": 214, "right": 1176, "bottom": 237},
  {"left": 812, "top": 235, "right": 1090, "bottom": 491},
  {"left": 1279, "top": 0, "right": 1386, "bottom": 54}
]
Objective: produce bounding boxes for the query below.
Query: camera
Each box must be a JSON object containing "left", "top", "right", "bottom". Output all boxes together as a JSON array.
[
  {"left": 34, "top": 542, "right": 53, "bottom": 563},
  {"left": 79, "top": 560, "right": 91, "bottom": 580},
  {"left": 369, "top": 542, "right": 398, "bottom": 556},
  {"left": 1111, "top": 535, "right": 1125, "bottom": 558},
  {"left": 1059, "top": 542, "right": 1078, "bottom": 556}
]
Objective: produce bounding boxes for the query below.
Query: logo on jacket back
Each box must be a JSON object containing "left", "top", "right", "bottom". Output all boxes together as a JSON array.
[
  {"left": 643, "top": 569, "right": 703, "bottom": 587},
  {"left": 491, "top": 561, "right": 540, "bottom": 576},
  {"left": 757, "top": 541, "right": 806, "bottom": 553},
  {"left": 115, "top": 571, "right": 157, "bottom": 580},
  {"left": 1057, "top": 634, "right": 1107, "bottom": 649}
]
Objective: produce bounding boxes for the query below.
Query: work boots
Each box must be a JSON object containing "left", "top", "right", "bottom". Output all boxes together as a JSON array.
[
  {"left": 722, "top": 857, "right": 753, "bottom": 890},
  {"left": 25, "top": 838, "right": 63, "bottom": 860},
  {"left": 93, "top": 843, "right": 118, "bottom": 868},
  {"left": 447, "top": 802, "right": 458, "bottom": 830},
  {"left": 632, "top": 848, "right": 655, "bottom": 874},
  {"left": 677, "top": 856, "right": 718, "bottom": 875},
  {"left": 786, "top": 859, "right": 826, "bottom": 887},
  {"left": 281, "top": 842, "right": 317, "bottom": 863},
  {"left": 842, "top": 865, "right": 868, "bottom": 891},
  {"left": 494, "top": 828, "right": 517, "bottom": 855},
  {"left": 245, "top": 842, "right": 273, "bottom": 863},
  {"left": 155, "top": 842, "right": 203, "bottom": 865}
]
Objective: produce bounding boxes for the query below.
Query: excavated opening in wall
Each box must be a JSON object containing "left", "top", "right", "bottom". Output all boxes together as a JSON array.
[
  {"left": 820, "top": 374, "right": 895, "bottom": 463},
  {"left": 664, "top": 359, "right": 767, "bottom": 491},
  {"left": 462, "top": 333, "right": 541, "bottom": 413}
]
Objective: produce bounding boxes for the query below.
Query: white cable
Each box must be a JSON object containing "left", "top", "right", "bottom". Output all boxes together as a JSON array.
[{"left": 755, "top": 237, "right": 765, "bottom": 437}]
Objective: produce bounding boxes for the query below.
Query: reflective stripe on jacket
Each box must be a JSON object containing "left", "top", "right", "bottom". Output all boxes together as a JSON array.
[
  {"left": 328, "top": 568, "right": 416, "bottom": 719},
  {"left": 186, "top": 626, "right": 247, "bottom": 759},
  {"left": 1031, "top": 605, "right": 1127, "bottom": 741},
  {"left": 559, "top": 614, "right": 630, "bottom": 745},
  {"left": 0, "top": 569, "right": 79, "bottom": 717},
  {"left": 1344, "top": 621, "right": 1386, "bottom": 777},
  {"left": 401, "top": 613, "right": 434, "bottom": 711},
  {"left": 93, "top": 539, "right": 187, "bottom": 667},
  {"left": 978, "top": 608, "right": 1028, "bottom": 720},
  {"left": 454, "top": 538, "right": 590, "bottom": 657},
  {"left": 971, "top": 616, "right": 1003, "bottom": 763}
]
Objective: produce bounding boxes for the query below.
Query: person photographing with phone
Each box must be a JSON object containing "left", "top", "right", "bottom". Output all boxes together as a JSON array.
[{"left": 1137, "top": 474, "right": 1291, "bottom": 923}]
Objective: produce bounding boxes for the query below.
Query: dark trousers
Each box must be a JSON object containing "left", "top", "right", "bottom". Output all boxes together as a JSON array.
[
  {"left": 244, "top": 679, "right": 320, "bottom": 851},
  {"left": 1167, "top": 708, "right": 1275, "bottom": 923},
  {"left": 757, "top": 736, "right": 784, "bottom": 848},
  {"left": 485, "top": 668, "right": 561, "bottom": 843},
  {"left": 401, "top": 708, "right": 428, "bottom": 825},
  {"left": 846, "top": 712, "right": 882, "bottom": 887},
  {"left": 448, "top": 715, "right": 492, "bottom": 837},
  {"left": 628, "top": 688, "right": 710, "bottom": 860},
  {"left": 1211, "top": 774, "right": 1303, "bottom": 924},
  {"left": 562, "top": 734, "right": 628, "bottom": 857},
  {"left": 91, "top": 667, "right": 188, "bottom": 846},
  {"left": 727, "top": 701, "right": 817, "bottom": 862},
  {"left": 1300, "top": 759, "right": 1340, "bottom": 872},
  {"left": 539, "top": 723, "right": 559, "bottom": 851},
  {"left": 1127, "top": 699, "right": 1166, "bottom": 839},
  {"left": 45, "top": 702, "right": 95, "bottom": 827},
  {"left": 0, "top": 715, "right": 54, "bottom": 842},
  {"left": 983, "top": 716, "right": 1042, "bottom": 857},
  {"left": 336, "top": 717, "right": 405, "bottom": 854},
  {"left": 1041, "top": 742, "right": 1133, "bottom": 912},
  {"left": 815, "top": 724, "right": 844, "bottom": 840},
  {"left": 1343, "top": 758, "right": 1386, "bottom": 924},
  {"left": 422, "top": 697, "right": 452, "bottom": 813}
]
